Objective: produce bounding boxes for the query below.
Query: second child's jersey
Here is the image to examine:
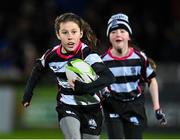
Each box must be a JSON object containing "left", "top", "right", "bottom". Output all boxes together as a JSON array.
[
  {"left": 101, "top": 47, "right": 156, "bottom": 101},
  {"left": 39, "top": 42, "right": 103, "bottom": 105}
]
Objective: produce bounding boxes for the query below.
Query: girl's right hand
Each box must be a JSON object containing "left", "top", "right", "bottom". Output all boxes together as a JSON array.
[{"left": 69, "top": 79, "right": 76, "bottom": 90}]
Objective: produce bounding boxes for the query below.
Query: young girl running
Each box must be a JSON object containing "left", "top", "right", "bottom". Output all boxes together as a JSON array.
[
  {"left": 22, "top": 12, "right": 115, "bottom": 139},
  {"left": 101, "top": 13, "right": 167, "bottom": 139}
]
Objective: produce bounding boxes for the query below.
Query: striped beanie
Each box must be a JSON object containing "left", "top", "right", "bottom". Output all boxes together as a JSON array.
[{"left": 106, "top": 13, "right": 132, "bottom": 36}]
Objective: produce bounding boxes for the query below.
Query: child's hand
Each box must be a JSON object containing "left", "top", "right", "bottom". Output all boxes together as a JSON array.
[
  {"left": 155, "top": 108, "right": 167, "bottom": 126},
  {"left": 22, "top": 102, "right": 30, "bottom": 108},
  {"left": 69, "top": 79, "right": 76, "bottom": 90}
]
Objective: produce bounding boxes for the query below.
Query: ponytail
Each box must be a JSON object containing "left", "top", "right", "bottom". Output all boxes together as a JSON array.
[
  {"left": 130, "top": 40, "right": 157, "bottom": 71},
  {"left": 80, "top": 19, "right": 98, "bottom": 51},
  {"left": 148, "top": 57, "right": 157, "bottom": 72}
]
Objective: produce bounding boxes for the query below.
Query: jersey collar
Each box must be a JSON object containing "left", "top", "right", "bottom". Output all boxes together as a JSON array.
[
  {"left": 57, "top": 41, "right": 82, "bottom": 59},
  {"left": 108, "top": 47, "right": 134, "bottom": 60}
]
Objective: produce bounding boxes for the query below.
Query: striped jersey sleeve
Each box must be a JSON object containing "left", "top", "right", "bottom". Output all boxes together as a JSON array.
[{"left": 81, "top": 44, "right": 103, "bottom": 66}]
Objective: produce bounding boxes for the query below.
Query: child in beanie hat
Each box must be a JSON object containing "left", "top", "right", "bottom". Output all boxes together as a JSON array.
[
  {"left": 106, "top": 13, "right": 132, "bottom": 36},
  {"left": 102, "top": 12, "right": 167, "bottom": 139}
]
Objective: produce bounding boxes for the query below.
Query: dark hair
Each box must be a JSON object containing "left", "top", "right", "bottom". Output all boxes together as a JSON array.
[
  {"left": 147, "top": 57, "right": 157, "bottom": 71},
  {"left": 55, "top": 13, "right": 97, "bottom": 50},
  {"left": 129, "top": 39, "right": 157, "bottom": 72}
]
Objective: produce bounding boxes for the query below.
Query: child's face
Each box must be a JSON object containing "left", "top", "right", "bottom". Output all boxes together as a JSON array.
[
  {"left": 109, "top": 28, "right": 130, "bottom": 49},
  {"left": 56, "top": 21, "right": 83, "bottom": 53}
]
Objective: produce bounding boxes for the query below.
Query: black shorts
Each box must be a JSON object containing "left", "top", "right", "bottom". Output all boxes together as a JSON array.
[
  {"left": 103, "top": 94, "right": 147, "bottom": 127},
  {"left": 56, "top": 102, "right": 103, "bottom": 135}
]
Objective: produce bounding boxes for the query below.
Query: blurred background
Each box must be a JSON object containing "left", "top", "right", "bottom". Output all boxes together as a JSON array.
[{"left": 0, "top": 0, "right": 180, "bottom": 138}]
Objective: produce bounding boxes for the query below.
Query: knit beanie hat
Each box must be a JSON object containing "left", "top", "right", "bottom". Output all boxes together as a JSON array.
[{"left": 106, "top": 13, "right": 132, "bottom": 36}]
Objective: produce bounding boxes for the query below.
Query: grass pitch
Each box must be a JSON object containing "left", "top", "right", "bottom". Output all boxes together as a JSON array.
[{"left": 0, "top": 129, "right": 180, "bottom": 139}]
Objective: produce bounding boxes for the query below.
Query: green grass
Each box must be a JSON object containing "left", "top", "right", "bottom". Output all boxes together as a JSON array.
[
  {"left": 144, "top": 130, "right": 180, "bottom": 139},
  {"left": 0, "top": 129, "right": 62, "bottom": 139},
  {"left": 0, "top": 129, "right": 180, "bottom": 139}
]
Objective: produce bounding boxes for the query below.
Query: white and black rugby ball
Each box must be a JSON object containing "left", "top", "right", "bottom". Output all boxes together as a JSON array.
[{"left": 65, "top": 58, "right": 97, "bottom": 83}]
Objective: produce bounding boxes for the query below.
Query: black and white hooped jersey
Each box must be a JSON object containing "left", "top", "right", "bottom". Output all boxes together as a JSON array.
[
  {"left": 101, "top": 47, "right": 156, "bottom": 96},
  {"left": 39, "top": 42, "right": 103, "bottom": 105}
]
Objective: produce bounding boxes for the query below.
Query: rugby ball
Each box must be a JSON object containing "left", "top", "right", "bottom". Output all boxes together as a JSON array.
[{"left": 65, "top": 58, "right": 97, "bottom": 83}]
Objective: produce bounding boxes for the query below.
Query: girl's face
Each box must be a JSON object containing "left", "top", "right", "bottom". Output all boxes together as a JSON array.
[
  {"left": 56, "top": 21, "right": 83, "bottom": 53},
  {"left": 109, "top": 28, "right": 130, "bottom": 50}
]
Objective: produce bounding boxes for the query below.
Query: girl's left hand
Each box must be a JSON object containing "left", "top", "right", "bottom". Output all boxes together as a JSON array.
[{"left": 155, "top": 108, "right": 167, "bottom": 126}]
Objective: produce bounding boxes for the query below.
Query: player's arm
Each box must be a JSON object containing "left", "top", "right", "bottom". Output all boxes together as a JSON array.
[
  {"left": 142, "top": 55, "right": 167, "bottom": 125},
  {"left": 74, "top": 62, "right": 115, "bottom": 95},
  {"left": 149, "top": 77, "right": 167, "bottom": 125},
  {"left": 22, "top": 60, "right": 45, "bottom": 107},
  {"left": 149, "top": 77, "right": 160, "bottom": 110}
]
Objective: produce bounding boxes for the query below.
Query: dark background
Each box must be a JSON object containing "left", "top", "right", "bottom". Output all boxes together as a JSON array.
[{"left": 1, "top": 0, "right": 180, "bottom": 76}]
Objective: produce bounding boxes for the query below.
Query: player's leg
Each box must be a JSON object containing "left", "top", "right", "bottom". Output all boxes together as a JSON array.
[
  {"left": 123, "top": 121, "right": 144, "bottom": 139},
  {"left": 104, "top": 112, "right": 124, "bottom": 139},
  {"left": 81, "top": 104, "right": 103, "bottom": 139},
  {"left": 102, "top": 97, "right": 124, "bottom": 138},
  {"left": 123, "top": 96, "right": 147, "bottom": 139},
  {"left": 60, "top": 116, "right": 81, "bottom": 139},
  {"left": 82, "top": 133, "right": 99, "bottom": 139},
  {"left": 106, "top": 118, "right": 124, "bottom": 139}
]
